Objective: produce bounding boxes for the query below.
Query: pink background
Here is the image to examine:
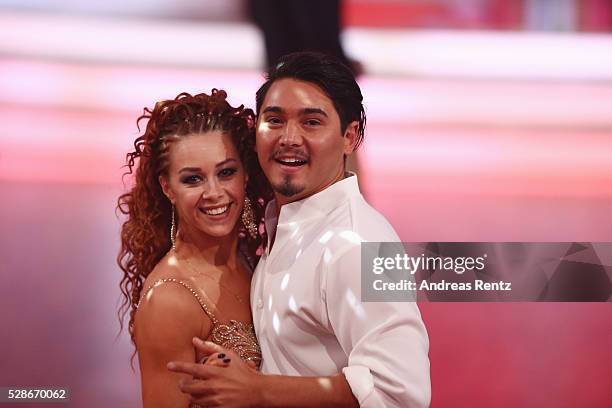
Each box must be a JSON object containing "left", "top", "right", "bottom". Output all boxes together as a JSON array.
[{"left": 1, "top": 1, "right": 612, "bottom": 406}]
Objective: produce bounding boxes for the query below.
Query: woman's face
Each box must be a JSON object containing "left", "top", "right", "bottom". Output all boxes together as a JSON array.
[{"left": 161, "top": 131, "right": 246, "bottom": 240}]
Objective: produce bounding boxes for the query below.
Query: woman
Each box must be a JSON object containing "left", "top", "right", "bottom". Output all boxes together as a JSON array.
[{"left": 117, "top": 90, "right": 271, "bottom": 407}]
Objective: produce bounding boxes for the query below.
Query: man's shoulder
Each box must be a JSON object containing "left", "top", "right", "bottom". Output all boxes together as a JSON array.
[
  {"left": 347, "top": 194, "right": 401, "bottom": 241},
  {"left": 321, "top": 194, "right": 401, "bottom": 250}
]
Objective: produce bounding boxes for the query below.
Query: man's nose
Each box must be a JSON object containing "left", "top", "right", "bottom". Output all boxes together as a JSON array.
[{"left": 279, "top": 121, "right": 303, "bottom": 147}]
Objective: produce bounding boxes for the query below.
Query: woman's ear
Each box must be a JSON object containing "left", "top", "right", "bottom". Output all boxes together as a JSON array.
[{"left": 159, "top": 175, "right": 175, "bottom": 204}]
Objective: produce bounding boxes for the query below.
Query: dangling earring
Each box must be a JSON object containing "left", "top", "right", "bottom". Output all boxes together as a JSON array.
[
  {"left": 241, "top": 196, "right": 258, "bottom": 239},
  {"left": 170, "top": 205, "right": 177, "bottom": 251}
]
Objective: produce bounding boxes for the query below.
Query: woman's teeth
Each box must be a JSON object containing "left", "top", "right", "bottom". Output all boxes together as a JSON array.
[{"left": 203, "top": 205, "right": 229, "bottom": 215}]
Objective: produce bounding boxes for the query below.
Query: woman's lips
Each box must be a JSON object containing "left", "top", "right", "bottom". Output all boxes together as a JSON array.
[{"left": 199, "top": 202, "right": 232, "bottom": 218}]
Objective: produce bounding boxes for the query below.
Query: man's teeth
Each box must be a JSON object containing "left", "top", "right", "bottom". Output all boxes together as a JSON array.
[
  {"left": 204, "top": 205, "right": 229, "bottom": 215},
  {"left": 278, "top": 158, "right": 306, "bottom": 164}
]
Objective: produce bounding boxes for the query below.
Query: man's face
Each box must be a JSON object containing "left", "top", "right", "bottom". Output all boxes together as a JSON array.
[{"left": 256, "top": 78, "right": 356, "bottom": 205}]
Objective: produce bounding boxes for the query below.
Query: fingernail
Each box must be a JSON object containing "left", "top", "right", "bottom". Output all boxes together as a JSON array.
[
  {"left": 217, "top": 353, "right": 226, "bottom": 359},
  {"left": 193, "top": 337, "right": 204, "bottom": 345},
  {"left": 223, "top": 358, "right": 231, "bottom": 364},
  {"left": 167, "top": 362, "right": 176, "bottom": 370}
]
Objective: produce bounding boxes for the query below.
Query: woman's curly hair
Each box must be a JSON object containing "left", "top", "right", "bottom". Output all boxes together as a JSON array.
[{"left": 117, "top": 89, "right": 272, "bottom": 344}]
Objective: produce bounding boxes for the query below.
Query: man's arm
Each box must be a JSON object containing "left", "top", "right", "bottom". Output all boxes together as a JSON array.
[
  {"left": 324, "top": 242, "right": 431, "bottom": 407},
  {"left": 169, "top": 339, "right": 358, "bottom": 408},
  {"left": 256, "top": 372, "right": 359, "bottom": 408}
]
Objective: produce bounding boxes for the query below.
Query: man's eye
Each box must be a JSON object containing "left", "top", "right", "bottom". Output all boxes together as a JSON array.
[
  {"left": 180, "top": 175, "right": 202, "bottom": 184},
  {"left": 219, "top": 168, "right": 237, "bottom": 178},
  {"left": 267, "top": 117, "right": 282, "bottom": 125},
  {"left": 305, "top": 119, "right": 321, "bottom": 126}
]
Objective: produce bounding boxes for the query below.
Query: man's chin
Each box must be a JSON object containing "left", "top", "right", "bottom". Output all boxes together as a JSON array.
[{"left": 272, "top": 178, "right": 306, "bottom": 198}]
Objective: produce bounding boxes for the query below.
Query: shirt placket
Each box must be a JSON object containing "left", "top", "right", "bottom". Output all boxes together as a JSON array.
[{"left": 254, "top": 252, "right": 268, "bottom": 335}]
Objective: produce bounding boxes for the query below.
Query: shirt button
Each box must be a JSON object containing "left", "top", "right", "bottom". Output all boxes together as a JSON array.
[{"left": 256, "top": 298, "right": 263, "bottom": 309}]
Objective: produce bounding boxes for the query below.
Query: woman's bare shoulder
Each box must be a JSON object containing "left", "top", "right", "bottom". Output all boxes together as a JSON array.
[
  {"left": 142, "top": 253, "right": 183, "bottom": 288},
  {"left": 135, "top": 255, "right": 209, "bottom": 353}
]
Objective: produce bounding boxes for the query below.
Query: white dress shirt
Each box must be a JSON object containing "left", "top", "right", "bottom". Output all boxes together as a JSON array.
[{"left": 251, "top": 174, "right": 431, "bottom": 407}]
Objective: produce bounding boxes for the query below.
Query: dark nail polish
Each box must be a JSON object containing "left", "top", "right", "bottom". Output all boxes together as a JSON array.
[
  {"left": 223, "top": 358, "right": 231, "bottom": 364},
  {"left": 217, "top": 353, "right": 226, "bottom": 359}
]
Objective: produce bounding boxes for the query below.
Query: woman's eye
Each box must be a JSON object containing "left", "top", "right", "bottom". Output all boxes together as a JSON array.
[
  {"left": 219, "top": 168, "right": 237, "bottom": 178},
  {"left": 180, "top": 175, "right": 202, "bottom": 184}
]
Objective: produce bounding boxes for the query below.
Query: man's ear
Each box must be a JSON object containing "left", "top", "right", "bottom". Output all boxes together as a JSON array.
[
  {"left": 159, "top": 175, "right": 175, "bottom": 204},
  {"left": 343, "top": 121, "right": 359, "bottom": 155}
]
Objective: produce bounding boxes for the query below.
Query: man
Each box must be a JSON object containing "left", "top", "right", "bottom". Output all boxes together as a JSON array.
[{"left": 168, "top": 52, "right": 431, "bottom": 407}]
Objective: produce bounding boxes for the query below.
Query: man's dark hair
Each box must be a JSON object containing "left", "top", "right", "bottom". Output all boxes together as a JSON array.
[{"left": 255, "top": 51, "right": 366, "bottom": 150}]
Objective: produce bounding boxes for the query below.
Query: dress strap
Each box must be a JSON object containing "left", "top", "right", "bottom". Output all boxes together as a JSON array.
[{"left": 140, "top": 278, "right": 219, "bottom": 325}]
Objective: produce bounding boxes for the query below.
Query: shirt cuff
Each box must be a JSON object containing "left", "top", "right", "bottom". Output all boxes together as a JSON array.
[{"left": 342, "top": 365, "right": 377, "bottom": 407}]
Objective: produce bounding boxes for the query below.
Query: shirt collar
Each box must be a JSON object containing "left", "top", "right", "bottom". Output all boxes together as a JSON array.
[{"left": 264, "top": 172, "right": 361, "bottom": 231}]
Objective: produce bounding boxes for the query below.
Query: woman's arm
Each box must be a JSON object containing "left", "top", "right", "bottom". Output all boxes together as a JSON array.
[{"left": 135, "top": 283, "right": 211, "bottom": 408}]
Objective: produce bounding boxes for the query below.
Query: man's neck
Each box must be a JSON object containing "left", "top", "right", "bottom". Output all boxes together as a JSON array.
[
  {"left": 268, "top": 170, "right": 349, "bottom": 250},
  {"left": 274, "top": 168, "right": 347, "bottom": 212}
]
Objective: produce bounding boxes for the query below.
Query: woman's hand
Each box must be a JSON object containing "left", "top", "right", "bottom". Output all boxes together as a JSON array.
[
  {"left": 200, "top": 351, "right": 258, "bottom": 371},
  {"left": 199, "top": 351, "right": 230, "bottom": 367}
]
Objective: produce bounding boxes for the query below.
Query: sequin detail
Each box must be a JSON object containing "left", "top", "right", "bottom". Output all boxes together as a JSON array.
[
  {"left": 140, "top": 278, "right": 261, "bottom": 366},
  {"left": 211, "top": 320, "right": 262, "bottom": 365}
]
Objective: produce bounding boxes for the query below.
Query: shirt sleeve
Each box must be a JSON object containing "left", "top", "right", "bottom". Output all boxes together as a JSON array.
[{"left": 323, "top": 242, "right": 431, "bottom": 408}]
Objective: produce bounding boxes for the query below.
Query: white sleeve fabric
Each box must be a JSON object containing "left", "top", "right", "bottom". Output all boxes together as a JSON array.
[{"left": 324, "top": 243, "right": 431, "bottom": 408}]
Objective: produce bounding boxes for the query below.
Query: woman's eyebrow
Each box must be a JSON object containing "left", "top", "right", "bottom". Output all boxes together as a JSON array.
[
  {"left": 216, "top": 158, "right": 238, "bottom": 167},
  {"left": 178, "top": 167, "right": 200, "bottom": 174}
]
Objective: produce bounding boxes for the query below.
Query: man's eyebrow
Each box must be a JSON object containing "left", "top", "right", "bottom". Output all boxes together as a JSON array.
[
  {"left": 301, "top": 108, "right": 328, "bottom": 117},
  {"left": 262, "top": 106, "right": 283, "bottom": 114},
  {"left": 261, "top": 106, "right": 328, "bottom": 117}
]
